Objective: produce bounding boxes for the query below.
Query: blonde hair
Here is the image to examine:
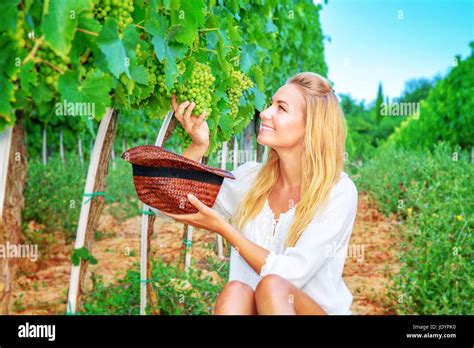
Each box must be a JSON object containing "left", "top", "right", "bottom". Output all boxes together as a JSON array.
[{"left": 233, "top": 72, "right": 347, "bottom": 247}]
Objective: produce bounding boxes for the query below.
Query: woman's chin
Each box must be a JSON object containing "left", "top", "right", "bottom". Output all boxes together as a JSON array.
[{"left": 256, "top": 134, "right": 268, "bottom": 146}]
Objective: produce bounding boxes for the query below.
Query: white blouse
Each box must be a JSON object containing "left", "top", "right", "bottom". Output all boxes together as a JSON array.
[{"left": 212, "top": 161, "right": 358, "bottom": 315}]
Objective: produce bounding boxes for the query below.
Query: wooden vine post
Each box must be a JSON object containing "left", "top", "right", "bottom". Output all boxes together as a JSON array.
[
  {"left": 59, "top": 129, "right": 66, "bottom": 165},
  {"left": 42, "top": 126, "right": 47, "bottom": 165},
  {"left": 0, "top": 113, "right": 27, "bottom": 314},
  {"left": 216, "top": 142, "right": 228, "bottom": 259},
  {"left": 77, "top": 136, "right": 84, "bottom": 168},
  {"left": 139, "top": 111, "right": 174, "bottom": 315},
  {"left": 66, "top": 108, "right": 117, "bottom": 314}
]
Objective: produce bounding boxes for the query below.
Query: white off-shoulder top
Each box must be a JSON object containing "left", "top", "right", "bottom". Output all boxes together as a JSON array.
[{"left": 212, "top": 161, "right": 358, "bottom": 315}]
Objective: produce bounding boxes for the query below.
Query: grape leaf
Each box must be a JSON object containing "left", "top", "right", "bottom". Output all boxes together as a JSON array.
[
  {"left": 18, "top": 61, "right": 37, "bottom": 95},
  {"left": 169, "top": 0, "right": 205, "bottom": 45},
  {"left": 41, "top": 0, "right": 94, "bottom": 58},
  {"left": 145, "top": 13, "right": 168, "bottom": 61},
  {"left": 265, "top": 18, "right": 277, "bottom": 33},
  {"left": 0, "top": 0, "right": 19, "bottom": 33},
  {"left": 253, "top": 86, "right": 266, "bottom": 112},
  {"left": 0, "top": 78, "right": 14, "bottom": 117},
  {"left": 97, "top": 18, "right": 130, "bottom": 79},
  {"left": 71, "top": 246, "right": 97, "bottom": 266},
  {"left": 31, "top": 81, "right": 54, "bottom": 103},
  {"left": 251, "top": 65, "right": 264, "bottom": 91},
  {"left": 57, "top": 70, "right": 114, "bottom": 120},
  {"left": 240, "top": 43, "right": 258, "bottom": 73},
  {"left": 130, "top": 65, "right": 148, "bottom": 85}
]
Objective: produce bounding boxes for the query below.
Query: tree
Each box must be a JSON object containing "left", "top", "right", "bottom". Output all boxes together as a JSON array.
[{"left": 374, "top": 82, "right": 384, "bottom": 125}]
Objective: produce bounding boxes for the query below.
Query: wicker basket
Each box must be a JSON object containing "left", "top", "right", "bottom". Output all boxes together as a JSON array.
[{"left": 122, "top": 145, "right": 235, "bottom": 214}]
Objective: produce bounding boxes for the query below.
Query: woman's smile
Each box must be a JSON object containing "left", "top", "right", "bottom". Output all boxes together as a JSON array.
[{"left": 259, "top": 123, "right": 275, "bottom": 133}]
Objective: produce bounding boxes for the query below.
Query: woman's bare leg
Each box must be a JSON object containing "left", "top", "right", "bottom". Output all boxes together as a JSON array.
[
  {"left": 254, "top": 274, "right": 327, "bottom": 315},
  {"left": 214, "top": 280, "right": 257, "bottom": 315}
]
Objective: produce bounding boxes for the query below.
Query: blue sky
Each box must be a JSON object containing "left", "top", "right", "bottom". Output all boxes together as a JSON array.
[{"left": 318, "top": 0, "right": 474, "bottom": 103}]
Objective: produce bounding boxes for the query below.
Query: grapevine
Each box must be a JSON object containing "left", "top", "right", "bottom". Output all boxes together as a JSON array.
[
  {"left": 93, "top": 0, "right": 134, "bottom": 32},
  {"left": 16, "top": 10, "right": 26, "bottom": 48},
  {"left": 227, "top": 70, "right": 254, "bottom": 119},
  {"left": 176, "top": 62, "right": 215, "bottom": 117},
  {"left": 35, "top": 48, "right": 68, "bottom": 86},
  {"left": 1, "top": 0, "right": 328, "bottom": 153}
]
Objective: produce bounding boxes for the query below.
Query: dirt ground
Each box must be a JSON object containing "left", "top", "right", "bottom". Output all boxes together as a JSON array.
[{"left": 10, "top": 192, "right": 399, "bottom": 315}]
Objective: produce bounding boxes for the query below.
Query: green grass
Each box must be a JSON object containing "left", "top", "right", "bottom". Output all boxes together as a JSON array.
[
  {"left": 23, "top": 153, "right": 141, "bottom": 243},
  {"left": 80, "top": 256, "right": 229, "bottom": 315},
  {"left": 355, "top": 142, "right": 473, "bottom": 314}
]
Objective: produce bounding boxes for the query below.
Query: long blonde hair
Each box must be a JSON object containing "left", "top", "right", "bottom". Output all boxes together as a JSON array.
[{"left": 233, "top": 72, "right": 347, "bottom": 247}]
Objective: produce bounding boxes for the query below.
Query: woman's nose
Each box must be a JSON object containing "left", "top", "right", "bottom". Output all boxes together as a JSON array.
[{"left": 260, "top": 108, "right": 272, "bottom": 120}]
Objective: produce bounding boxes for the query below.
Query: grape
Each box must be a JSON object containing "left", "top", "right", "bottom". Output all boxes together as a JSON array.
[
  {"left": 93, "top": 0, "right": 134, "bottom": 32},
  {"left": 175, "top": 122, "right": 193, "bottom": 148},
  {"left": 36, "top": 47, "right": 68, "bottom": 86},
  {"left": 154, "top": 61, "right": 183, "bottom": 98},
  {"left": 226, "top": 70, "right": 253, "bottom": 119},
  {"left": 130, "top": 43, "right": 160, "bottom": 103},
  {"left": 16, "top": 11, "right": 26, "bottom": 48},
  {"left": 176, "top": 62, "right": 215, "bottom": 117}
]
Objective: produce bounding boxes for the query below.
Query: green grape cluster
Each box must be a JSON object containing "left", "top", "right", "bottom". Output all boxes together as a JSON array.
[
  {"left": 137, "top": 45, "right": 158, "bottom": 89},
  {"left": 155, "top": 61, "right": 187, "bottom": 97},
  {"left": 16, "top": 11, "right": 26, "bottom": 48},
  {"left": 156, "top": 64, "right": 178, "bottom": 97},
  {"left": 227, "top": 70, "right": 254, "bottom": 118},
  {"left": 175, "top": 122, "right": 193, "bottom": 149},
  {"left": 36, "top": 48, "right": 68, "bottom": 86},
  {"left": 94, "top": 0, "right": 134, "bottom": 31},
  {"left": 176, "top": 62, "right": 215, "bottom": 116}
]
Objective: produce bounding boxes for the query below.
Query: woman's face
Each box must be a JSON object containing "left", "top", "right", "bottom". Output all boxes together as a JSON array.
[{"left": 257, "top": 83, "right": 307, "bottom": 149}]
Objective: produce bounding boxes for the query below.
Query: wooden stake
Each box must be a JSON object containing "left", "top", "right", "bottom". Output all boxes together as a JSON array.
[
  {"left": 233, "top": 136, "right": 239, "bottom": 168},
  {"left": 42, "top": 126, "right": 47, "bottom": 165},
  {"left": 66, "top": 108, "right": 117, "bottom": 314},
  {"left": 111, "top": 147, "right": 116, "bottom": 171},
  {"left": 0, "top": 116, "right": 27, "bottom": 314},
  {"left": 216, "top": 142, "right": 228, "bottom": 259},
  {"left": 139, "top": 111, "right": 173, "bottom": 315},
  {"left": 60, "top": 129, "right": 66, "bottom": 165},
  {"left": 77, "top": 136, "right": 84, "bottom": 168},
  {"left": 0, "top": 126, "right": 13, "bottom": 220}
]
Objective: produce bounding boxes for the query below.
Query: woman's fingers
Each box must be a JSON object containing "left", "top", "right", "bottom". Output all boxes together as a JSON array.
[
  {"left": 175, "top": 101, "right": 190, "bottom": 123},
  {"left": 193, "top": 111, "right": 207, "bottom": 129},
  {"left": 161, "top": 211, "right": 204, "bottom": 227},
  {"left": 187, "top": 193, "right": 207, "bottom": 212},
  {"left": 183, "top": 101, "right": 195, "bottom": 130},
  {"left": 171, "top": 94, "right": 178, "bottom": 112}
]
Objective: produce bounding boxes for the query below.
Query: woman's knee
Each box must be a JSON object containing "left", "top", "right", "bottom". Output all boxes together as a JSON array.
[
  {"left": 255, "top": 274, "right": 290, "bottom": 301},
  {"left": 255, "top": 274, "right": 289, "bottom": 295},
  {"left": 218, "top": 280, "right": 254, "bottom": 300},
  {"left": 215, "top": 280, "right": 254, "bottom": 314}
]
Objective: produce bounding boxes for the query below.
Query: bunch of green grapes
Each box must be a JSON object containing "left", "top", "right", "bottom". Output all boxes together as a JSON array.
[
  {"left": 16, "top": 11, "right": 26, "bottom": 48},
  {"left": 174, "top": 122, "right": 193, "bottom": 149},
  {"left": 36, "top": 48, "right": 68, "bottom": 86},
  {"left": 155, "top": 63, "right": 174, "bottom": 96},
  {"left": 156, "top": 73, "right": 177, "bottom": 97},
  {"left": 176, "top": 62, "right": 215, "bottom": 116},
  {"left": 155, "top": 61, "right": 186, "bottom": 97},
  {"left": 227, "top": 70, "right": 254, "bottom": 118},
  {"left": 137, "top": 45, "right": 158, "bottom": 92},
  {"left": 93, "top": 0, "right": 134, "bottom": 31}
]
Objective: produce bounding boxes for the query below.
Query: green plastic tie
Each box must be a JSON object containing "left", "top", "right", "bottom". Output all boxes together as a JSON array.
[
  {"left": 83, "top": 191, "right": 115, "bottom": 204},
  {"left": 142, "top": 209, "right": 156, "bottom": 215}
]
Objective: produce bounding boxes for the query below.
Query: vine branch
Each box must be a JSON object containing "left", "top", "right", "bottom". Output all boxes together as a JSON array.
[
  {"left": 23, "top": 36, "right": 43, "bottom": 64},
  {"left": 77, "top": 28, "right": 99, "bottom": 37}
]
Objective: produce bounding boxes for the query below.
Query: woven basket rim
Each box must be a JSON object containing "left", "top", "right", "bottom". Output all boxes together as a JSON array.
[{"left": 122, "top": 145, "right": 236, "bottom": 180}]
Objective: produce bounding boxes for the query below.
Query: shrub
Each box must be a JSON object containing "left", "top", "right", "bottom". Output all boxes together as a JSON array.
[{"left": 355, "top": 142, "right": 473, "bottom": 314}]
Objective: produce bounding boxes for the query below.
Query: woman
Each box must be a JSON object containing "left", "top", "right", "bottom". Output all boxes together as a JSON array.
[{"left": 165, "top": 72, "right": 358, "bottom": 315}]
